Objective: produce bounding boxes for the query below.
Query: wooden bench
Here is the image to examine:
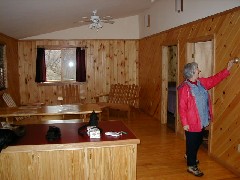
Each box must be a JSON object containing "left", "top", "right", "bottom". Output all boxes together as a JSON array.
[{"left": 95, "top": 84, "right": 140, "bottom": 120}]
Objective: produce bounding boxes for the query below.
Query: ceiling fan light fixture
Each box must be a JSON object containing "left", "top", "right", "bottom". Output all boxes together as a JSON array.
[
  {"left": 81, "top": 10, "right": 114, "bottom": 32},
  {"left": 97, "top": 23, "right": 103, "bottom": 29},
  {"left": 89, "top": 22, "right": 103, "bottom": 31},
  {"left": 89, "top": 24, "right": 93, "bottom": 29}
]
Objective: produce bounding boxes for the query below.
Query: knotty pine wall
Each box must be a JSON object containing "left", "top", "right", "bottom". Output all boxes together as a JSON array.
[
  {"left": 18, "top": 40, "right": 139, "bottom": 105},
  {"left": 139, "top": 7, "right": 240, "bottom": 174},
  {"left": 0, "top": 33, "right": 19, "bottom": 107}
]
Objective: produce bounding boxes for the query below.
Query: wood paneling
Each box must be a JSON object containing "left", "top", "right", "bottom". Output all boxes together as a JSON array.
[
  {"left": 18, "top": 40, "right": 139, "bottom": 105},
  {"left": 139, "top": 7, "right": 240, "bottom": 174},
  {"left": 0, "top": 33, "right": 19, "bottom": 107}
]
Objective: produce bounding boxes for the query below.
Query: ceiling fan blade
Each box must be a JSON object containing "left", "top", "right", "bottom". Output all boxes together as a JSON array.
[
  {"left": 81, "top": 20, "right": 92, "bottom": 23},
  {"left": 75, "top": 20, "right": 92, "bottom": 24},
  {"left": 101, "top": 20, "right": 115, "bottom": 24},
  {"left": 102, "top": 16, "right": 113, "bottom": 20}
]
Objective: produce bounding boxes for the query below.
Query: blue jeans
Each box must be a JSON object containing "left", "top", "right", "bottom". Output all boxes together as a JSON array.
[{"left": 185, "top": 129, "right": 204, "bottom": 166}]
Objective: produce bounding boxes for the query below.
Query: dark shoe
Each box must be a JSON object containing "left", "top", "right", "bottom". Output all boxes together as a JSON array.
[
  {"left": 187, "top": 165, "right": 204, "bottom": 177},
  {"left": 184, "top": 154, "right": 200, "bottom": 164}
]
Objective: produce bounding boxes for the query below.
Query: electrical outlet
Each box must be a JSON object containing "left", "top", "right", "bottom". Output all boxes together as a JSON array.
[{"left": 57, "top": 97, "right": 63, "bottom": 101}]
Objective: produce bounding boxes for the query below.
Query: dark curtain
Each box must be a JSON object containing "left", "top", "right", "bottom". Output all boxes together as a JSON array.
[
  {"left": 76, "top": 47, "right": 86, "bottom": 82},
  {"left": 35, "top": 48, "right": 46, "bottom": 82}
]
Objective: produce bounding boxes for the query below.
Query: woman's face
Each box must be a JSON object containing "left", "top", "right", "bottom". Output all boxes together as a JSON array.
[{"left": 192, "top": 66, "right": 200, "bottom": 80}]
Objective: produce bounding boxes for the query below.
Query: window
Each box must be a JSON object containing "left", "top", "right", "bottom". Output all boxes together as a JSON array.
[
  {"left": 35, "top": 47, "right": 86, "bottom": 83},
  {"left": 0, "top": 44, "right": 7, "bottom": 90},
  {"left": 45, "top": 48, "right": 76, "bottom": 81}
]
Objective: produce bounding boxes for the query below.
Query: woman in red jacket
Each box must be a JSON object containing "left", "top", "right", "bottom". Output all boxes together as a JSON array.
[{"left": 178, "top": 59, "right": 235, "bottom": 177}]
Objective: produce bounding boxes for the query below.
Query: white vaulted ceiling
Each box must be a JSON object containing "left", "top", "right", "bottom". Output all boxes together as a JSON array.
[
  {"left": 0, "top": 0, "right": 158, "bottom": 39},
  {"left": 1, "top": 0, "right": 239, "bottom": 39}
]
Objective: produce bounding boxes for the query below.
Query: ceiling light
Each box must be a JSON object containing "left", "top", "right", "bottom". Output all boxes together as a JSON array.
[
  {"left": 80, "top": 10, "right": 114, "bottom": 32},
  {"left": 89, "top": 22, "right": 103, "bottom": 31}
]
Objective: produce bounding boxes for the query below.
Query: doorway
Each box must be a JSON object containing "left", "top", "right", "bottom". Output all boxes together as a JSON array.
[
  {"left": 187, "top": 41, "right": 213, "bottom": 77},
  {"left": 162, "top": 45, "right": 178, "bottom": 131},
  {"left": 187, "top": 40, "right": 214, "bottom": 150}
]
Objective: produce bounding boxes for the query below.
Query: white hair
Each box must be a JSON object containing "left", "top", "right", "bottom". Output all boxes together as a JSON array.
[{"left": 183, "top": 62, "right": 198, "bottom": 79}]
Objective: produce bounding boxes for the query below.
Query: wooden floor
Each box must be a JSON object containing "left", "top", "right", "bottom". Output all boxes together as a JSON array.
[{"left": 110, "top": 110, "right": 240, "bottom": 180}]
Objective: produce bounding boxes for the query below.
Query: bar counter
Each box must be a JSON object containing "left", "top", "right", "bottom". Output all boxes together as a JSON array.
[{"left": 0, "top": 120, "right": 140, "bottom": 180}]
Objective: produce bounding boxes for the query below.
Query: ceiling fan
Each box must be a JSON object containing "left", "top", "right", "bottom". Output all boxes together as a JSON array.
[{"left": 79, "top": 10, "right": 115, "bottom": 31}]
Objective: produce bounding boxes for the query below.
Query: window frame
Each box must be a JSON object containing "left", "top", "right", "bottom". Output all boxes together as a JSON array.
[
  {"left": 36, "top": 46, "right": 87, "bottom": 85},
  {"left": 45, "top": 48, "right": 77, "bottom": 83},
  {"left": 0, "top": 43, "right": 7, "bottom": 90}
]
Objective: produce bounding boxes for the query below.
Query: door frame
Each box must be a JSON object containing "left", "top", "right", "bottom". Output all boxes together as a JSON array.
[
  {"left": 161, "top": 44, "right": 178, "bottom": 128},
  {"left": 186, "top": 37, "right": 214, "bottom": 153}
]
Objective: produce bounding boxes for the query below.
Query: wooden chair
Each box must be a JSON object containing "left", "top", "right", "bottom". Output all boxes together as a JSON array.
[
  {"left": 2, "top": 93, "right": 26, "bottom": 121},
  {"left": 2, "top": 92, "right": 17, "bottom": 107},
  {"left": 57, "top": 84, "right": 86, "bottom": 105},
  {"left": 95, "top": 84, "right": 140, "bottom": 121}
]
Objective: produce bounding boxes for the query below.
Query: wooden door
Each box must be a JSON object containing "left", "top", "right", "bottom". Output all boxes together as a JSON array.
[{"left": 187, "top": 41, "right": 213, "bottom": 78}]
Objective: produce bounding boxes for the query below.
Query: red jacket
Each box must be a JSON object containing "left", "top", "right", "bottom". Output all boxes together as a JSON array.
[{"left": 177, "top": 69, "right": 230, "bottom": 132}]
